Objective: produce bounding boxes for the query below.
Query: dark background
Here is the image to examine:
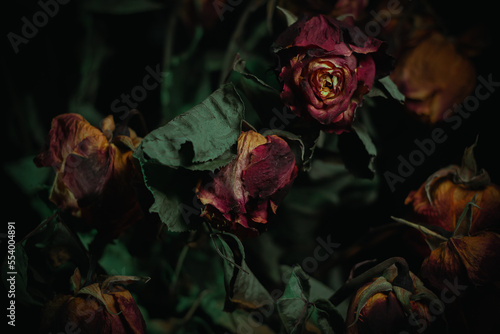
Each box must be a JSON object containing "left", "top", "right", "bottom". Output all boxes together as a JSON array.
[{"left": 2, "top": 0, "right": 500, "bottom": 332}]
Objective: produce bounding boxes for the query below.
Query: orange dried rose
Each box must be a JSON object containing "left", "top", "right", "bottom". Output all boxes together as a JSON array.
[
  {"left": 394, "top": 200, "right": 500, "bottom": 291},
  {"left": 345, "top": 261, "right": 440, "bottom": 334},
  {"left": 34, "top": 113, "right": 144, "bottom": 238},
  {"left": 405, "top": 141, "right": 500, "bottom": 233},
  {"left": 390, "top": 32, "right": 476, "bottom": 124},
  {"left": 398, "top": 142, "right": 500, "bottom": 290}
]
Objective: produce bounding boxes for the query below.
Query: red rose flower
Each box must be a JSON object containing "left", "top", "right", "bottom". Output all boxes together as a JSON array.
[
  {"left": 34, "top": 113, "right": 144, "bottom": 238},
  {"left": 274, "top": 15, "right": 391, "bottom": 134},
  {"left": 196, "top": 130, "right": 298, "bottom": 237}
]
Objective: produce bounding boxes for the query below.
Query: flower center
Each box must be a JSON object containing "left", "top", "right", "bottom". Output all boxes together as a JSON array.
[{"left": 319, "top": 73, "right": 341, "bottom": 97}]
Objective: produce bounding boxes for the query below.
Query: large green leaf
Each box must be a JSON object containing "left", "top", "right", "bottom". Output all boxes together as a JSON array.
[
  {"left": 277, "top": 266, "right": 310, "bottom": 333},
  {"left": 136, "top": 83, "right": 244, "bottom": 170},
  {"left": 366, "top": 76, "right": 405, "bottom": 104}
]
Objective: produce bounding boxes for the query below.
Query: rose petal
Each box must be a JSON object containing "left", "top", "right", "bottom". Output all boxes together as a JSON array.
[
  {"left": 420, "top": 240, "right": 469, "bottom": 290},
  {"left": 451, "top": 232, "right": 500, "bottom": 286},
  {"left": 35, "top": 113, "right": 104, "bottom": 170},
  {"left": 243, "top": 135, "right": 297, "bottom": 199}
]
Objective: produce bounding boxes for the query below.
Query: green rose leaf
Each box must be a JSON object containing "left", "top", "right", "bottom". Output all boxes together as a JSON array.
[
  {"left": 277, "top": 266, "right": 310, "bottom": 333},
  {"left": 136, "top": 83, "right": 245, "bottom": 170},
  {"left": 367, "top": 76, "right": 405, "bottom": 103}
]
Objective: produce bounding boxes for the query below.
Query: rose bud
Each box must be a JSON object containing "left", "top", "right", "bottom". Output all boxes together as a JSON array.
[
  {"left": 273, "top": 15, "right": 392, "bottom": 134},
  {"left": 405, "top": 141, "right": 500, "bottom": 234},
  {"left": 34, "top": 113, "right": 144, "bottom": 238},
  {"left": 394, "top": 197, "right": 500, "bottom": 291},
  {"left": 345, "top": 260, "right": 440, "bottom": 334},
  {"left": 390, "top": 31, "right": 476, "bottom": 124},
  {"left": 40, "top": 270, "right": 148, "bottom": 333},
  {"left": 196, "top": 130, "right": 298, "bottom": 237}
]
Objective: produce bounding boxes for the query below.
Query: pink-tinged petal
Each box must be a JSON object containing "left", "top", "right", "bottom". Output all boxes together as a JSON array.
[
  {"left": 356, "top": 55, "right": 376, "bottom": 90},
  {"left": 110, "top": 287, "right": 147, "bottom": 333},
  {"left": 196, "top": 131, "right": 297, "bottom": 236},
  {"left": 301, "top": 80, "right": 326, "bottom": 109},
  {"left": 307, "top": 102, "right": 343, "bottom": 124},
  {"left": 61, "top": 135, "right": 113, "bottom": 201},
  {"left": 197, "top": 162, "right": 246, "bottom": 221},
  {"left": 243, "top": 135, "right": 297, "bottom": 199},
  {"left": 320, "top": 101, "right": 358, "bottom": 134},
  {"left": 35, "top": 113, "right": 105, "bottom": 170},
  {"left": 275, "top": 15, "right": 350, "bottom": 55},
  {"left": 197, "top": 131, "right": 268, "bottom": 229}
]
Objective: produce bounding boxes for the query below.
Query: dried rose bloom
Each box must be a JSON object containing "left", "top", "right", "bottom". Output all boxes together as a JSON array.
[
  {"left": 396, "top": 143, "right": 500, "bottom": 290},
  {"left": 405, "top": 141, "right": 500, "bottom": 234},
  {"left": 346, "top": 262, "right": 439, "bottom": 334},
  {"left": 196, "top": 130, "right": 298, "bottom": 237},
  {"left": 390, "top": 32, "right": 476, "bottom": 124},
  {"left": 274, "top": 14, "right": 391, "bottom": 133},
  {"left": 34, "top": 113, "right": 144, "bottom": 238},
  {"left": 40, "top": 271, "right": 147, "bottom": 334}
]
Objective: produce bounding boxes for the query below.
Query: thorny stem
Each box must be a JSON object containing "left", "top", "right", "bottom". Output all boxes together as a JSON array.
[{"left": 329, "top": 257, "right": 411, "bottom": 306}]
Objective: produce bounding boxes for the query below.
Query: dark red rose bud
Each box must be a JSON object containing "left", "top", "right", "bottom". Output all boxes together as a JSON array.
[
  {"left": 274, "top": 14, "right": 392, "bottom": 134},
  {"left": 196, "top": 130, "right": 298, "bottom": 237}
]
